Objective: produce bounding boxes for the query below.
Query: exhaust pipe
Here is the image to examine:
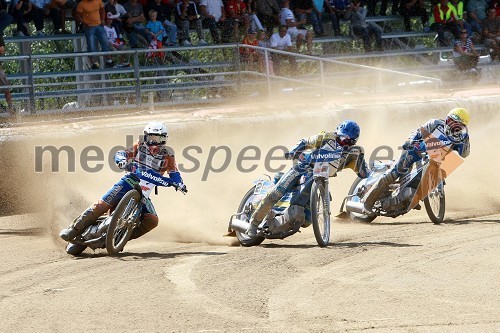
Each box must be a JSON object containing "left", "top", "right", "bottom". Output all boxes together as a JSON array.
[
  {"left": 345, "top": 201, "right": 368, "bottom": 215},
  {"left": 230, "top": 218, "right": 250, "bottom": 233}
]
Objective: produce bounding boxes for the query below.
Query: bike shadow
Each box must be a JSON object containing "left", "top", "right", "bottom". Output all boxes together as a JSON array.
[
  {"left": 262, "top": 241, "right": 420, "bottom": 249},
  {"left": 333, "top": 241, "right": 421, "bottom": 248},
  {"left": 74, "top": 251, "right": 227, "bottom": 260},
  {"left": 0, "top": 227, "right": 45, "bottom": 236},
  {"left": 439, "top": 218, "right": 500, "bottom": 225}
]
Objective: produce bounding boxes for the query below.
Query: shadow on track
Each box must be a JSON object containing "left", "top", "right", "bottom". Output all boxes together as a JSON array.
[
  {"left": 71, "top": 251, "right": 227, "bottom": 260},
  {"left": 261, "top": 241, "right": 421, "bottom": 249}
]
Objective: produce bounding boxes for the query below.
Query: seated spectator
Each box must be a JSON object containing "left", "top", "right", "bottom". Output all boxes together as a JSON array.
[
  {"left": 482, "top": 7, "right": 500, "bottom": 61},
  {"left": 104, "top": 14, "right": 129, "bottom": 66},
  {"left": 280, "top": 0, "right": 314, "bottom": 54},
  {"left": 245, "top": 0, "right": 264, "bottom": 32},
  {"left": 400, "top": 0, "right": 428, "bottom": 32},
  {"left": 199, "top": 0, "right": 225, "bottom": 44},
  {"left": 270, "top": 24, "right": 297, "bottom": 75},
  {"left": 146, "top": 0, "right": 177, "bottom": 46},
  {"left": 453, "top": 29, "right": 480, "bottom": 73},
  {"left": 123, "top": 0, "right": 151, "bottom": 48},
  {"left": 257, "top": 29, "right": 274, "bottom": 73},
  {"left": 251, "top": 0, "right": 280, "bottom": 36},
  {"left": 240, "top": 28, "right": 259, "bottom": 64},
  {"left": 225, "top": 0, "right": 249, "bottom": 42},
  {"left": 105, "top": 0, "right": 127, "bottom": 38},
  {"left": 466, "top": 0, "right": 488, "bottom": 36},
  {"left": 47, "top": 0, "right": 76, "bottom": 34},
  {"left": 367, "top": 0, "right": 400, "bottom": 16},
  {"left": 429, "top": 0, "right": 460, "bottom": 46},
  {"left": 323, "top": 0, "right": 350, "bottom": 36},
  {"left": 0, "top": 35, "right": 13, "bottom": 115},
  {"left": 293, "top": 0, "right": 324, "bottom": 37},
  {"left": 345, "top": 0, "right": 383, "bottom": 52},
  {"left": 11, "top": 0, "right": 46, "bottom": 36},
  {"left": 0, "top": 0, "right": 13, "bottom": 36},
  {"left": 175, "top": 0, "right": 207, "bottom": 46}
]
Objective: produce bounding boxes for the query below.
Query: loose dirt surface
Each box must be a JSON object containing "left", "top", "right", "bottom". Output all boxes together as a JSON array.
[{"left": 0, "top": 89, "right": 499, "bottom": 332}]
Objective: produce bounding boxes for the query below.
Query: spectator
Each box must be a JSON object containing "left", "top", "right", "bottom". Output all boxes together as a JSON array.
[
  {"left": 345, "top": 0, "right": 383, "bottom": 52},
  {"left": 270, "top": 24, "right": 297, "bottom": 75},
  {"left": 482, "top": 7, "right": 500, "bottom": 61},
  {"left": 225, "top": 0, "right": 249, "bottom": 42},
  {"left": 449, "top": 0, "right": 471, "bottom": 36},
  {"left": 430, "top": 0, "right": 459, "bottom": 46},
  {"left": 75, "top": 0, "right": 111, "bottom": 68},
  {"left": 146, "top": 0, "right": 177, "bottom": 46},
  {"left": 400, "top": 0, "right": 428, "bottom": 32},
  {"left": 240, "top": 27, "right": 259, "bottom": 64},
  {"left": 466, "top": 0, "right": 488, "bottom": 35},
  {"left": 11, "top": 0, "right": 46, "bottom": 36},
  {"left": 47, "top": 0, "right": 76, "bottom": 34},
  {"left": 257, "top": 29, "right": 274, "bottom": 73},
  {"left": 175, "top": 0, "right": 207, "bottom": 45},
  {"left": 0, "top": 35, "right": 13, "bottom": 115},
  {"left": 453, "top": 28, "right": 479, "bottom": 73},
  {"left": 250, "top": 0, "right": 280, "bottom": 36},
  {"left": 105, "top": 0, "right": 127, "bottom": 38},
  {"left": 367, "top": 0, "right": 400, "bottom": 16},
  {"left": 145, "top": 9, "right": 164, "bottom": 61},
  {"left": 323, "top": 0, "right": 350, "bottom": 36},
  {"left": 245, "top": 0, "right": 265, "bottom": 32},
  {"left": 280, "top": 0, "right": 314, "bottom": 54},
  {"left": 199, "top": 0, "right": 225, "bottom": 43},
  {"left": 293, "top": 0, "right": 323, "bottom": 36},
  {"left": 123, "top": 0, "right": 151, "bottom": 48},
  {"left": 104, "top": 14, "right": 129, "bottom": 66},
  {"left": 0, "top": 0, "right": 14, "bottom": 36}
]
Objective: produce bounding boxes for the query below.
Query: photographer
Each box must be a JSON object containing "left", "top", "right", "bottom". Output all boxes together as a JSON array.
[{"left": 345, "top": 0, "right": 383, "bottom": 52}]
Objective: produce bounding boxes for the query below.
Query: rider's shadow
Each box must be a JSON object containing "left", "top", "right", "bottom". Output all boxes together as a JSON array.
[{"left": 72, "top": 251, "right": 227, "bottom": 260}]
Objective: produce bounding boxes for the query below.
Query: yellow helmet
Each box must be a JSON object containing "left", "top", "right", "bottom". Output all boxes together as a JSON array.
[{"left": 446, "top": 107, "right": 470, "bottom": 126}]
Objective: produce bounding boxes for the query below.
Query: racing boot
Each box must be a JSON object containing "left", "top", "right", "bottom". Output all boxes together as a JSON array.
[
  {"left": 363, "top": 172, "right": 397, "bottom": 212},
  {"left": 380, "top": 187, "right": 416, "bottom": 211},
  {"left": 59, "top": 204, "right": 106, "bottom": 241}
]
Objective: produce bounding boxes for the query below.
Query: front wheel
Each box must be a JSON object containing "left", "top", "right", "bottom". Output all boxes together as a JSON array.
[
  {"left": 424, "top": 184, "right": 446, "bottom": 224},
  {"left": 235, "top": 186, "right": 265, "bottom": 247},
  {"left": 105, "top": 189, "right": 141, "bottom": 254},
  {"left": 310, "top": 178, "right": 330, "bottom": 247}
]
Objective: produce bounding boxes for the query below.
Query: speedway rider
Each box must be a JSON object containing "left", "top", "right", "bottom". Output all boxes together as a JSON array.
[
  {"left": 246, "top": 120, "right": 370, "bottom": 237},
  {"left": 59, "top": 122, "right": 187, "bottom": 244},
  {"left": 363, "top": 107, "right": 470, "bottom": 212}
]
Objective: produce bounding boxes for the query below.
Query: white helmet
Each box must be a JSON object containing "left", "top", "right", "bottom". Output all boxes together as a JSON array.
[{"left": 143, "top": 122, "right": 168, "bottom": 146}]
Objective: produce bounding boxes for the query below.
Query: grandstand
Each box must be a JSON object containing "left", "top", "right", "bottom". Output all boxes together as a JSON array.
[{"left": 0, "top": 13, "right": 498, "bottom": 116}]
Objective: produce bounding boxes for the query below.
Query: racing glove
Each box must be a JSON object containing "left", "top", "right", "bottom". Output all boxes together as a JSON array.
[{"left": 177, "top": 183, "right": 188, "bottom": 193}]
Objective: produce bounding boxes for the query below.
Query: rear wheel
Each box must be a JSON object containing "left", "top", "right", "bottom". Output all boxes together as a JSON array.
[
  {"left": 346, "top": 177, "right": 376, "bottom": 223},
  {"left": 310, "top": 179, "right": 330, "bottom": 247},
  {"left": 235, "top": 186, "right": 265, "bottom": 247},
  {"left": 105, "top": 189, "right": 141, "bottom": 254}
]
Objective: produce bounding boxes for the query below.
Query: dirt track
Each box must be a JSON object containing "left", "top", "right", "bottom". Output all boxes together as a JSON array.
[{"left": 0, "top": 88, "right": 499, "bottom": 332}]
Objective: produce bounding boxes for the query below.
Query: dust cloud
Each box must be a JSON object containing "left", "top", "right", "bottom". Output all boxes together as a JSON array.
[{"left": 0, "top": 91, "right": 499, "bottom": 247}]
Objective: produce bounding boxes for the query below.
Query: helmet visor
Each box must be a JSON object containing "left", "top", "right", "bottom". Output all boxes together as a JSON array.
[{"left": 146, "top": 134, "right": 167, "bottom": 145}]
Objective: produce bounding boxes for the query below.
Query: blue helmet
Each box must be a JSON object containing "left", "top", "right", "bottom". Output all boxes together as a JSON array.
[{"left": 335, "top": 120, "right": 360, "bottom": 146}]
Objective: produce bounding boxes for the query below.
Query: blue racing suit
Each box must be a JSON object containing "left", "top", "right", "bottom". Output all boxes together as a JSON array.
[{"left": 249, "top": 131, "right": 370, "bottom": 226}]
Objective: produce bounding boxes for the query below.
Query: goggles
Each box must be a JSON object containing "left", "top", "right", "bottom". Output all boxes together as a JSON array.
[
  {"left": 337, "top": 135, "right": 357, "bottom": 147},
  {"left": 145, "top": 134, "right": 167, "bottom": 146}
]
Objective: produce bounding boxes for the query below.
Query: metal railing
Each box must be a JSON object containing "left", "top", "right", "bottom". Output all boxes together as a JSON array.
[{"left": 3, "top": 42, "right": 490, "bottom": 116}]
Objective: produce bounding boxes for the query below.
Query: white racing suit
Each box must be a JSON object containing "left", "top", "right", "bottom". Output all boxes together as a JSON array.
[
  {"left": 249, "top": 131, "right": 370, "bottom": 227},
  {"left": 364, "top": 118, "right": 470, "bottom": 211},
  {"left": 61, "top": 140, "right": 183, "bottom": 241}
]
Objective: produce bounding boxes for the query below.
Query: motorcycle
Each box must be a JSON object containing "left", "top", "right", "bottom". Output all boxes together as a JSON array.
[
  {"left": 338, "top": 149, "right": 448, "bottom": 224},
  {"left": 64, "top": 163, "right": 186, "bottom": 256},
  {"left": 227, "top": 142, "right": 345, "bottom": 247}
]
